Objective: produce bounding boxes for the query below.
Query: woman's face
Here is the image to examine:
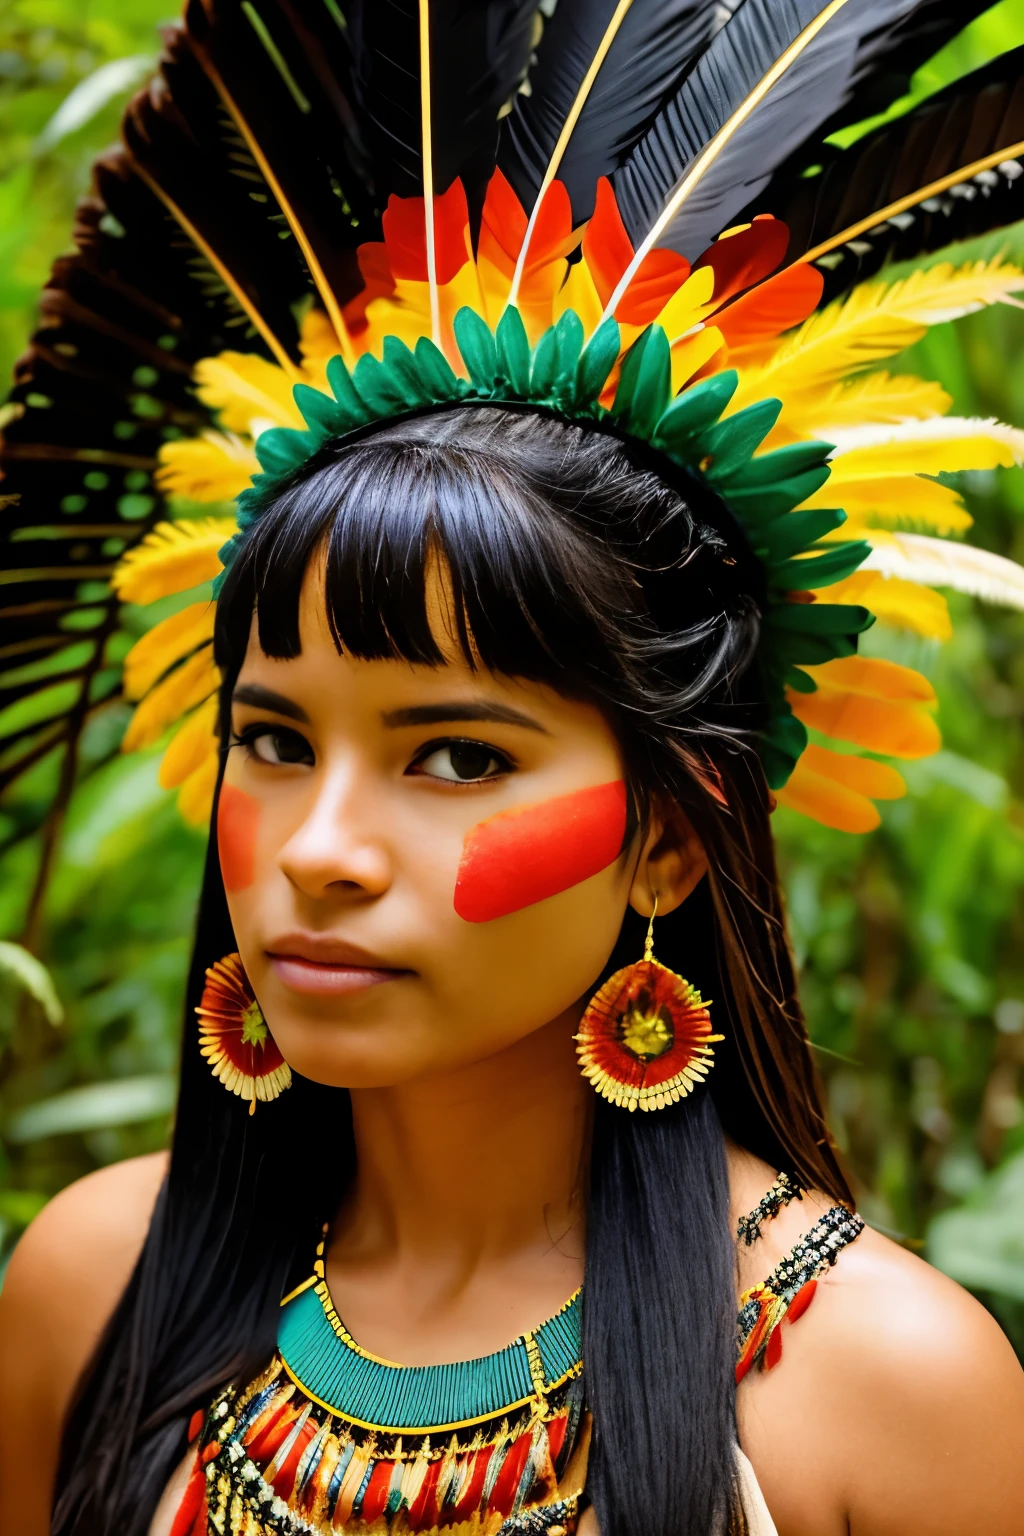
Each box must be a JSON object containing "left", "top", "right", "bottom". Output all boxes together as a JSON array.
[{"left": 219, "top": 562, "right": 641, "bottom": 1089}]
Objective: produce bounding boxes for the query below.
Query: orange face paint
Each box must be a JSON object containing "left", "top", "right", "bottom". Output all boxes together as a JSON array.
[
  {"left": 218, "top": 783, "right": 260, "bottom": 892},
  {"left": 454, "top": 780, "right": 627, "bottom": 923}
]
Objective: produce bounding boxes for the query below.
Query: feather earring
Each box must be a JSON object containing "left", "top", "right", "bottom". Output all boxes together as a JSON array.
[
  {"left": 196, "top": 953, "right": 292, "bottom": 1115},
  {"left": 575, "top": 896, "right": 723, "bottom": 1112}
]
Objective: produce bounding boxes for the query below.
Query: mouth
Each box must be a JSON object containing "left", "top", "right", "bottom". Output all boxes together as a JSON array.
[{"left": 266, "top": 936, "right": 411, "bottom": 997}]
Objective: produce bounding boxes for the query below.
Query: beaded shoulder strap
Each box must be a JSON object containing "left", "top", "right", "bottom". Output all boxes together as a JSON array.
[
  {"left": 735, "top": 1171, "right": 804, "bottom": 1246},
  {"left": 735, "top": 1205, "right": 865, "bottom": 1382}
]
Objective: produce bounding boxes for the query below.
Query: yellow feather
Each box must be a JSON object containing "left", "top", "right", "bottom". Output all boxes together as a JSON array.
[
  {"left": 122, "top": 647, "right": 219, "bottom": 753},
  {"left": 553, "top": 258, "right": 604, "bottom": 335},
  {"left": 123, "top": 602, "right": 215, "bottom": 701},
  {"left": 176, "top": 749, "right": 219, "bottom": 826},
  {"left": 780, "top": 372, "right": 952, "bottom": 437},
  {"left": 801, "top": 416, "right": 1024, "bottom": 538},
  {"left": 194, "top": 353, "right": 302, "bottom": 435},
  {"left": 775, "top": 745, "right": 905, "bottom": 833},
  {"left": 299, "top": 307, "right": 342, "bottom": 381},
  {"left": 824, "top": 416, "right": 1024, "bottom": 475},
  {"left": 733, "top": 258, "right": 1024, "bottom": 415},
  {"left": 789, "top": 655, "right": 940, "bottom": 759},
  {"left": 156, "top": 431, "right": 259, "bottom": 504},
  {"left": 655, "top": 267, "right": 716, "bottom": 343},
  {"left": 159, "top": 696, "right": 219, "bottom": 790},
  {"left": 802, "top": 655, "right": 936, "bottom": 703},
  {"left": 113, "top": 518, "right": 237, "bottom": 606},
  {"left": 806, "top": 476, "right": 973, "bottom": 537},
  {"left": 671, "top": 326, "right": 724, "bottom": 395},
  {"left": 821, "top": 571, "right": 951, "bottom": 640},
  {"left": 862, "top": 533, "right": 1024, "bottom": 610}
]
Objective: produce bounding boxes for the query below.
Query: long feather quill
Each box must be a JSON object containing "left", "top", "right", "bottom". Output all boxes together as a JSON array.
[
  {"left": 609, "top": 0, "right": 947, "bottom": 274},
  {"left": 419, "top": 0, "right": 440, "bottom": 347},
  {"left": 762, "top": 44, "right": 1024, "bottom": 290},
  {"left": 507, "top": 0, "right": 635, "bottom": 307},
  {"left": 499, "top": 0, "right": 723, "bottom": 223}
]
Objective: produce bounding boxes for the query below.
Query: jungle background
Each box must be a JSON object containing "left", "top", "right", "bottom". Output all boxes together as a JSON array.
[{"left": 0, "top": 0, "right": 1022, "bottom": 1354}]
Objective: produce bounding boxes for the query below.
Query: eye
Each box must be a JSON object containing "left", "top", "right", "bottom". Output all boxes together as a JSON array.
[
  {"left": 235, "top": 724, "right": 314, "bottom": 767},
  {"left": 409, "top": 739, "right": 512, "bottom": 783}
]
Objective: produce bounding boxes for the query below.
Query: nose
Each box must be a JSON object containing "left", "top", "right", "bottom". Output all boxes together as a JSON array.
[{"left": 277, "top": 765, "right": 393, "bottom": 901}]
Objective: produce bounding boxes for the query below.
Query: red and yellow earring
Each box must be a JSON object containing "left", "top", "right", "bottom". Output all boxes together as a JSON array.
[
  {"left": 575, "top": 895, "right": 723, "bottom": 1112},
  {"left": 196, "top": 953, "right": 292, "bottom": 1114}
]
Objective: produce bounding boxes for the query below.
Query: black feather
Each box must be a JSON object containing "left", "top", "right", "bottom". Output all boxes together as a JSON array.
[
  {"left": 0, "top": 149, "right": 224, "bottom": 905},
  {"left": 343, "top": 0, "right": 539, "bottom": 218},
  {"left": 611, "top": 0, "right": 963, "bottom": 262},
  {"left": 785, "top": 0, "right": 1000, "bottom": 166},
  {"left": 751, "top": 43, "right": 1024, "bottom": 299},
  {"left": 498, "top": 0, "right": 725, "bottom": 224}
]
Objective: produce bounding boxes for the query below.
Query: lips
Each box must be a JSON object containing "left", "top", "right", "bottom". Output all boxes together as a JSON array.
[{"left": 266, "top": 934, "right": 409, "bottom": 997}]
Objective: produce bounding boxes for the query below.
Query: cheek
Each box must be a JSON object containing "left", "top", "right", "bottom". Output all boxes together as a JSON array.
[
  {"left": 454, "top": 780, "right": 627, "bottom": 923},
  {"left": 218, "top": 784, "right": 260, "bottom": 893}
]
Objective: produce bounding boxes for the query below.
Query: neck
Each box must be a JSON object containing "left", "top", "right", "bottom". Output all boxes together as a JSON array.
[{"left": 334, "top": 1007, "right": 591, "bottom": 1285}]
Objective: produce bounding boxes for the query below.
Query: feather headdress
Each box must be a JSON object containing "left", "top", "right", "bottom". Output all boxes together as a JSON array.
[{"left": 4, "top": 0, "right": 1024, "bottom": 898}]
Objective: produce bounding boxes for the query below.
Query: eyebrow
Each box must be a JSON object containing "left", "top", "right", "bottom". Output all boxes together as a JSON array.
[
  {"left": 381, "top": 702, "right": 549, "bottom": 734},
  {"left": 232, "top": 683, "right": 310, "bottom": 724}
]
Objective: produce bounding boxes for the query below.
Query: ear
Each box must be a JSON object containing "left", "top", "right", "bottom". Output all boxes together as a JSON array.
[{"left": 628, "top": 799, "right": 709, "bottom": 919}]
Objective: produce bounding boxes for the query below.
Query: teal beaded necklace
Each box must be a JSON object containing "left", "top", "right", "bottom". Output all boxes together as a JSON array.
[{"left": 277, "top": 1239, "right": 583, "bottom": 1435}]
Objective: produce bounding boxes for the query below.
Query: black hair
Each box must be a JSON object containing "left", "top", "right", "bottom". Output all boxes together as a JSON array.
[{"left": 54, "top": 407, "right": 850, "bottom": 1536}]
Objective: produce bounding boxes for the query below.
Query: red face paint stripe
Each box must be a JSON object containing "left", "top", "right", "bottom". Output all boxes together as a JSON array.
[
  {"left": 218, "top": 783, "right": 259, "bottom": 892},
  {"left": 454, "top": 780, "right": 627, "bottom": 923}
]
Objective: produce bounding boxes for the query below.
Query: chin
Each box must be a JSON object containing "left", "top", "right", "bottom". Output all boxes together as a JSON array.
[{"left": 269, "top": 1017, "right": 433, "bottom": 1090}]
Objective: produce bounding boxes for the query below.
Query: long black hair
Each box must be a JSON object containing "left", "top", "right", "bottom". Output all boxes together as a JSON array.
[{"left": 54, "top": 407, "right": 850, "bottom": 1536}]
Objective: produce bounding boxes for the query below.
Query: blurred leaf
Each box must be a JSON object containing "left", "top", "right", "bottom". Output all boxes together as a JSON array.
[
  {"left": 6, "top": 1074, "right": 175, "bottom": 1142},
  {"left": 928, "top": 1152, "right": 1024, "bottom": 1301},
  {"left": 34, "top": 54, "right": 153, "bottom": 151},
  {"left": 0, "top": 940, "right": 62, "bottom": 1024},
  {"left": 0, "top": 1188, "right": 45, "bottom": 1224}
]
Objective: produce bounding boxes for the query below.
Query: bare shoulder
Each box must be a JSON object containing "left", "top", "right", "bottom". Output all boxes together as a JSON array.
[
  {"left": 1, "top": 1150, "right": 167, "bottom": 1365},
  {"left": 740, "top": 1214, "right": 1024, "bottom": 1536},
  {"left": 0, "top": 1153, "right": 167, "bottom": 1535}
]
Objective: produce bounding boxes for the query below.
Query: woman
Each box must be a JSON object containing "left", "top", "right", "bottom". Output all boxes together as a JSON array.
[{"left": 2, "top": 3, "right": 1024, "bottom": 1533}]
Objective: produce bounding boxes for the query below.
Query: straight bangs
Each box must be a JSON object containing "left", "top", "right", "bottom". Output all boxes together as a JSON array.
[{"left": 214, "top": 408, "right": 764, "bottom": 749}]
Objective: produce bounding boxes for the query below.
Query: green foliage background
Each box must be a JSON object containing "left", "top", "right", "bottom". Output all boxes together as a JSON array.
[{"left": 0, "top": 0, "right": 1022, "bottom": 1352}]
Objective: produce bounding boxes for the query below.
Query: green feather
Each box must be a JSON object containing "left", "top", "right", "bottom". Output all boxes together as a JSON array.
[
  {"left": 325, "top": 357, "right": 371, "bottom": 430},
  {"left": 785, "top": 665, "right": 817, "bottom": 694},
  {"left": 725, "top": 442, "right": 834, "bottom": 489},
  {"left": 760, "top": 710, "right": 809, "bottom": 789},
  {"left": 550, "top": 310, "right": 585, "bottom": 399},
  {"left": 652, "top": 371, "right": 738, "bottom": 451},
  {"left": 353, "top": 352, "right": 416, "bottom": 415},
  {"left": 756, "top": 507, "right": 847, "bottom": 561},
  {"left": 454, "top": 308, "right": 498, "bottom": 391},
  {"left": 726, "top": 467, "right": 833, "bottom": 521},
  {"left": 413, "top": 337, "right": 462, "bottom": 401},
  {"left": 254, "top": 427, "right": 314, "bottom": 476},
  {"left": 530, "top": 325, "right": 560, "bottom": 399},
  {"left": 771, "top": 541, "right": 871, "bottom": 590},
  {"left": 613, "top": 326, "right": 671, "bottom": 437},
  {"left": 575, "top": 319, "right": 620, "bottom": 408},
  {"left": 773, "top": 630, "right": 862, "bottom": 666},
  {"left": 381, "top": 337, "right": 435, "bottom": 407},
  {"left": 293, "top": 382, "right": 343, "bottom": 442},
  {"left": 766, "top": 602, "right": 873, "bottom": 635},
  {"left": 700, "top": 399, "right": 782, "bottom": 482},
  {"left": 496, "top": 307, "right": 531, "bottom": 396}
]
